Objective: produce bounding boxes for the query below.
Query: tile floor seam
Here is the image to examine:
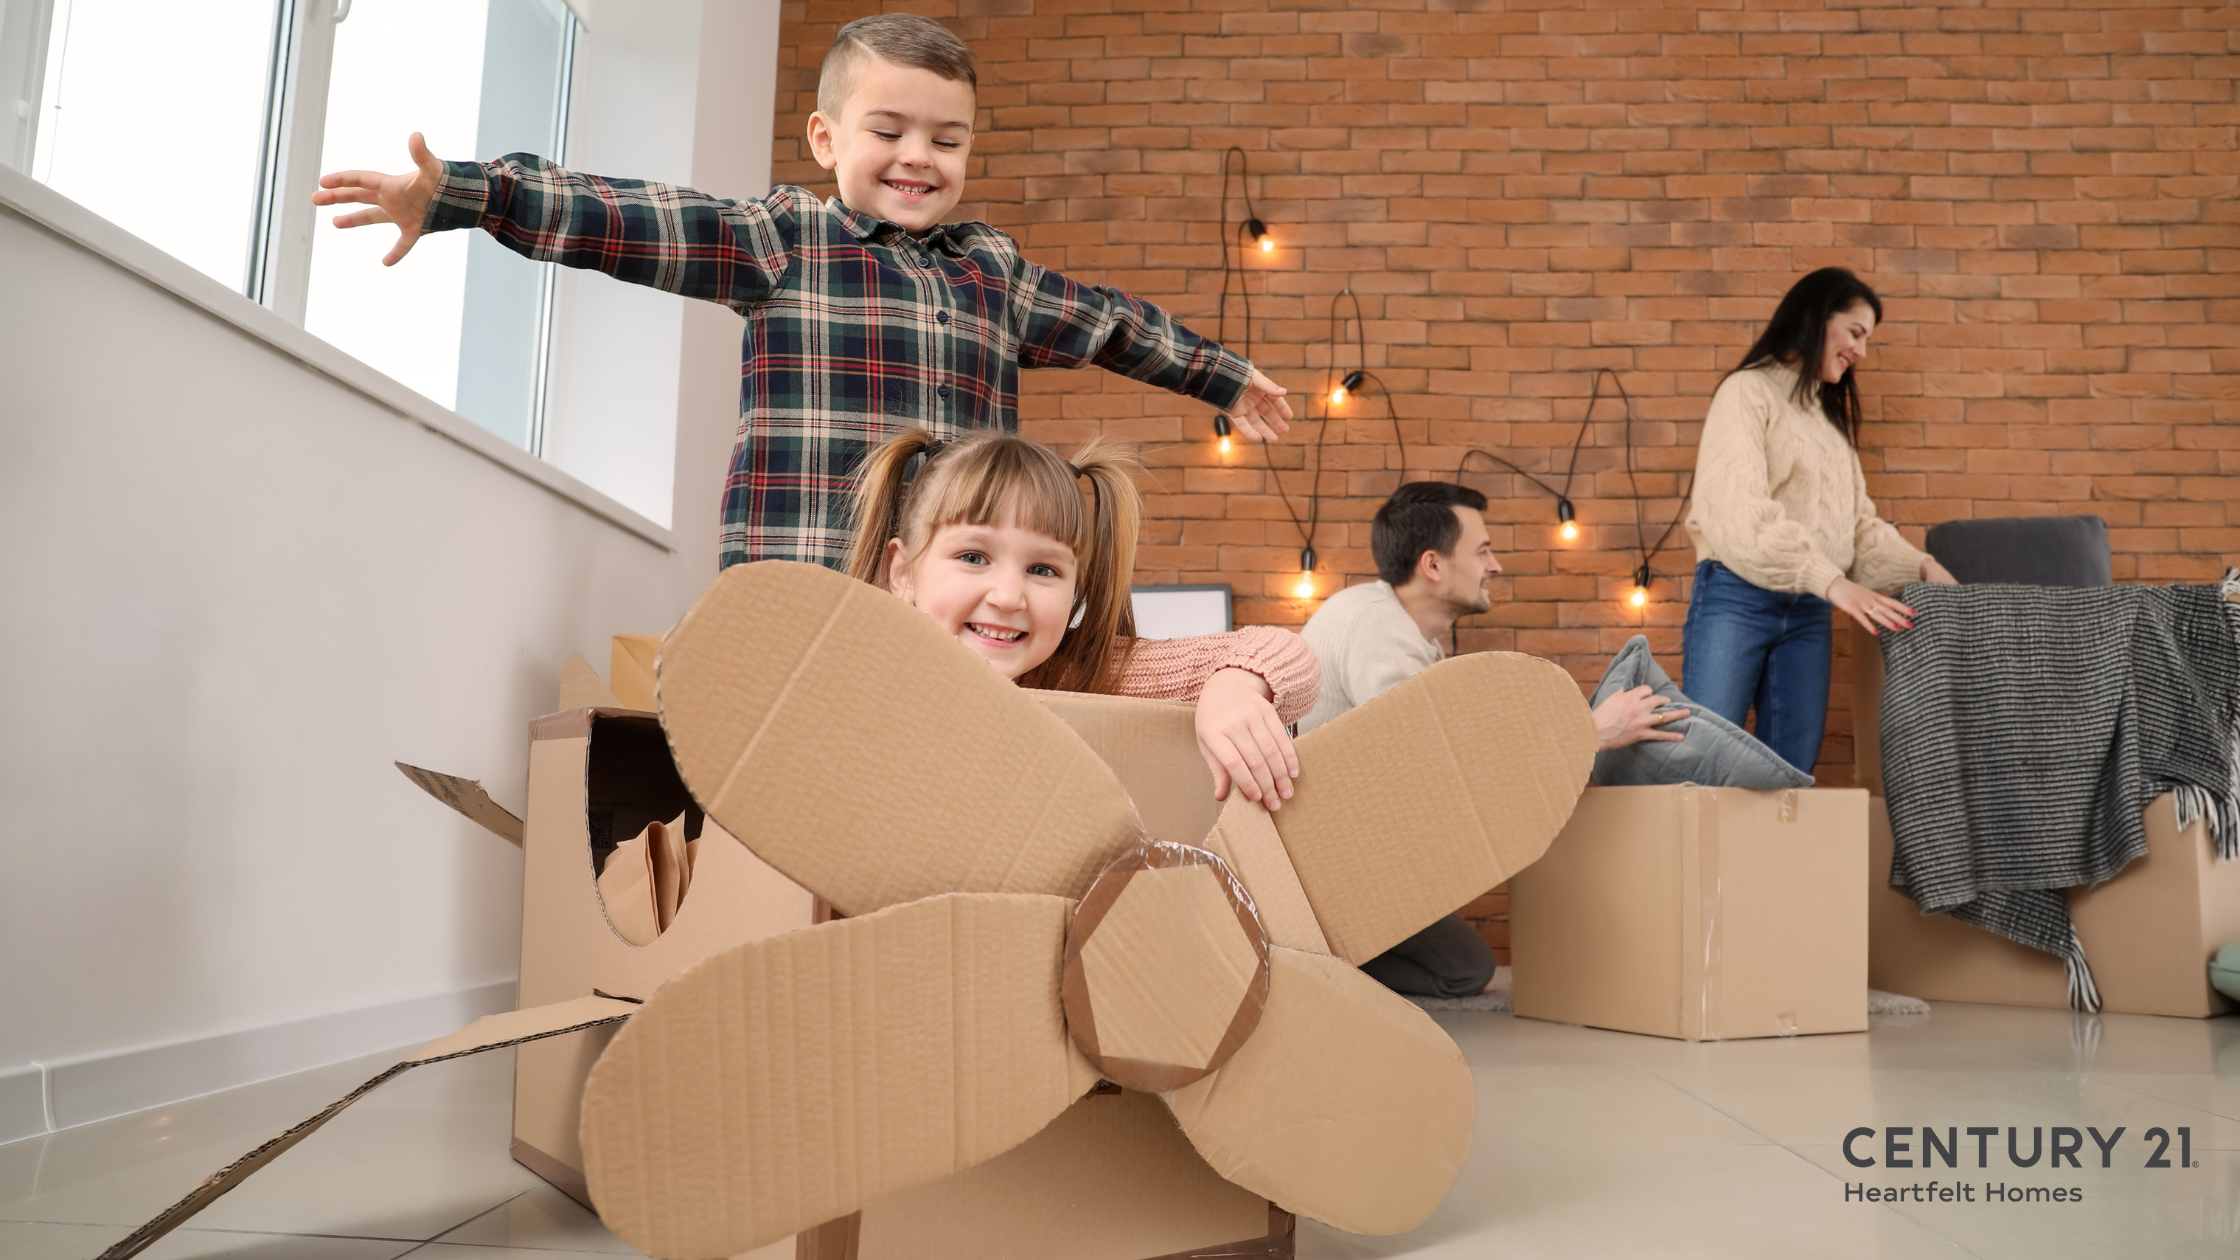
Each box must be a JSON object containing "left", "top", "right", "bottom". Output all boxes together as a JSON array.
[
  {"left": 1597, "top": 1044, "right": 1994, "bottom": 1257},
  {"left": 423, "top": 1188, "right": 541, "bottom": 1248}
]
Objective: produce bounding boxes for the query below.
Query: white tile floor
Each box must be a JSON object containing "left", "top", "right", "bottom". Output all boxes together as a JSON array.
[{"left": 4, "top": 1003, "right": 2236, "bottom": 1259}]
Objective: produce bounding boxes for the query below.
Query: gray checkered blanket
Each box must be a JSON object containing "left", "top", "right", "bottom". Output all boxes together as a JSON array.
[{"left": 1879, "top": 572, "right": 2240, "bottom": 1011}]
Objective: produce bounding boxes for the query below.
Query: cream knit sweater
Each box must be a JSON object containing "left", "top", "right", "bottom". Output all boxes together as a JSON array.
[{"left": 1686, "top": 363, "right": 1928, "bottom": 597}]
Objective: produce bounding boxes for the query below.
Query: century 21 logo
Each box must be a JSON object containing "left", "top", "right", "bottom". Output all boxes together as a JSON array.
[{"left": 1842, "top": 1126, "right": 2195, "bottom": 1169}]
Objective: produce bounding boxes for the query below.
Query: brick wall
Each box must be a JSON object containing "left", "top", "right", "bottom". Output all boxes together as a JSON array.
[{"left": 774, "top": 0, "right": 2238, "bottom": 957}]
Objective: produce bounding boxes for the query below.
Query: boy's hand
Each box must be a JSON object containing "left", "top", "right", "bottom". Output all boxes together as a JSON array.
[
  {"left": 1226, "top": 369, "right": 1293, "bottom": 442},
  {"left": 1195, "top": 667, "right": 1299, "bottom": 811},
  {"left": 312, "top": 132, "right": 446, "bottom": 266}
]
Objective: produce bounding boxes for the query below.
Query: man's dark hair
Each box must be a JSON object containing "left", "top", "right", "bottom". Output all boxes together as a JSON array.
[{"left": 1372, "top": 482, "right": 1489, "bottom": 586}]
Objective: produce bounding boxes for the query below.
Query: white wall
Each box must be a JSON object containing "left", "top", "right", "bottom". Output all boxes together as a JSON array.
[{"left": 0, "top": 0, "right": 781, "bottom": 1140}]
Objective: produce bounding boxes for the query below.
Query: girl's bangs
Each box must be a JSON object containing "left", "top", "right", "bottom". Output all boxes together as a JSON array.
[{"left": 914, "top": 442, "right": 1088, "bottom": 556}]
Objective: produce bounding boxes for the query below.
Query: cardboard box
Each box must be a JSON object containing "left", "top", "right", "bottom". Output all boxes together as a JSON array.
[
  {"left": 1868, "top": 794, "right": 2240, "bottom": 1018},
  {"left": 1510, "top": 785, "right": 1870, "bottom": 1041},
  {"left": 511, "top": 702, "right": 817, "bottom": 1201},
  {"left": 1854, "top": 623, "right": 2240, "bottom": 1018}
]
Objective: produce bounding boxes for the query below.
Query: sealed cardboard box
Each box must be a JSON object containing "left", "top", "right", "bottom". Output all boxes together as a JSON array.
[
  {"left": 1868, "top": 794, "right": 2240, "bottom": 1018},
  {"left": 1511, "top": 785, "right": 1869, "bottom": 1041}
]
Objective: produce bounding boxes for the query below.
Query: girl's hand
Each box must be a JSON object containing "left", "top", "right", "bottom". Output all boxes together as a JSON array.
[
  {"left": 1921, "top": 556, "right": 1959, "bottom": 585},
  {"left": 1225, "top": 369, "right": 1294, "bottom": 442},
  {"left": 1196, "top": 667, "right": 1299, "bottom": 810},
  {"left": 1830, "top": 576, "right": 1917, "bottom": 636},
  {"left": 313, "top": 132, "right": 445, "bottom": 266}
]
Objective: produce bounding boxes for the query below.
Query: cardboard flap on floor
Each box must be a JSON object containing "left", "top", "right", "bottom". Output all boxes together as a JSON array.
[
  {"left": 1162, "top": 946, "right": 1475, "bottom": 1236},
  {"left": 1278, "top": 651, "right": 1597, "bottom": 964},
  {"left": 657, "top": 561, "right": 1146, "bottom": 915},
  {"left": 394, "top": 762, "right": 524, "bottom": 846},
  {"left": 580, "top": 893, "right": 1100, "bottom": 1259},
  {"left": 99, "top": 995, "right": 638, "bottom": 1260}
]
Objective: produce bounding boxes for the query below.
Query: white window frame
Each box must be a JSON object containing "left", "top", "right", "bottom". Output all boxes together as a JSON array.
[
  {"left": 0, "top": 0, "right": 671, "bottom": 549},
  {"left": 7, "top": 0, "right": 587, "bottom": 458}
]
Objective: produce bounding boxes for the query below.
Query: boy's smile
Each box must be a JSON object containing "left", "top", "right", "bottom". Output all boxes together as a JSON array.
[{"left": 807, "top": 55, "right": 976, "bottom": 235}]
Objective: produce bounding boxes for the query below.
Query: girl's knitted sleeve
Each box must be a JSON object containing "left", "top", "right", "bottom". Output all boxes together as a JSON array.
[{"left": 1110, "top": 627, "right": 1324, "bottom": 725}]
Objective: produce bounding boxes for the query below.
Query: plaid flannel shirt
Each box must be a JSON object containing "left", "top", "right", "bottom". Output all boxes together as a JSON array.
[{"left": 424, "top": 155, "right": 1255, "bottom": 569}]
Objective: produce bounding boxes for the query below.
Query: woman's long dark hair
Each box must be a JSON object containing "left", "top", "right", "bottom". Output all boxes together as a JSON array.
[{"left": 1734, "top": 268, "right": 1883, "bottom": 445}]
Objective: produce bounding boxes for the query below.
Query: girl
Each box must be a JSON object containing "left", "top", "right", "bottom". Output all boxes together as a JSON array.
[
  {"left": 848, "top": 429, "right": 1321, "bottom": 811},
  {"left": 1682, "top": 267, "right": 1958, "bottom": 775}
]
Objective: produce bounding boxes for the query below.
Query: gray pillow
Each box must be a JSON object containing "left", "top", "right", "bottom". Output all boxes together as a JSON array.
[
  {"left": 1925, "top": 514, "right": 2110, "bottom": 587},
  {"left": 1589, "top": 635, "right": 1815, "bottom": 790}
]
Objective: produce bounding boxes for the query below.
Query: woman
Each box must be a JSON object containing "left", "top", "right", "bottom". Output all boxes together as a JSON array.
[{"left": 1682, "top": 268, "right": 1957, "bottom": 775}]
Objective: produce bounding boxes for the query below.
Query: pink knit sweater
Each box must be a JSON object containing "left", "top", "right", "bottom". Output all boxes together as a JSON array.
[{"left": 1109, "top": 626, "right": 1323, "bottom": 725}]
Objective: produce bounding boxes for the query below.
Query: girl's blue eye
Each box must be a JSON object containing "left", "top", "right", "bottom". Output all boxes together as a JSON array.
[
  {"left": 1029, "top": 563, "right": 1060, "bottom": 578},
  {"left": 957, "top": 551, "right": 988, "bottom": 565}
]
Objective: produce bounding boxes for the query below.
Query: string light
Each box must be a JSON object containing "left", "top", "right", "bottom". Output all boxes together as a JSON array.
[
  {"left": 1330, "top": 369, "right": 1365, "bottom": 408},
  {"left": 1628, "top": 564, "right": 1651, "bottom": 609},
  {"left": 1294, "top": 547, "right": 1318, "bottom": 599},
  {"left": 1214, "top": 414, "right": 1232, "bottom": 454},
  {"left": 1214, "top": 148, "right": 1273, "bottom": 452},
  {"left": 1247, "top": 215, "right": 1272, "bottom": 254},
  {"left": 1557, "top": 497, "right": 1579, "bottom": 542}
]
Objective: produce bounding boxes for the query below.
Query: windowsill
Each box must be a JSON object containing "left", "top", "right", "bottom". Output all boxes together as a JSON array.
[{"left": 0, "top": 163, "right": 677, "bottom": 552}]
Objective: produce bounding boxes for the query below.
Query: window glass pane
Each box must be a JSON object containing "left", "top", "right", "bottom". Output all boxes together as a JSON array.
[
  {"left": 29, "top": 0, "right": 278, "bottom": 290},
  {"left": 305, "top": 0, "right": 489, "bottom": 416},
  {"left": 306, "top": 0, "right": 572, "bottom": 448}
]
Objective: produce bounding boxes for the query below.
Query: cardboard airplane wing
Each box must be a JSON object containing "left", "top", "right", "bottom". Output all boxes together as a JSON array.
[{"left": 580, "top": 562, "right": 1595, "bottom": 1258}]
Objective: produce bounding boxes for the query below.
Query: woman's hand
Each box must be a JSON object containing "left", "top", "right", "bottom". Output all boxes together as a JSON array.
[
  {"left": 1195, "top": 667, "right": 1299, "bottom": 810},
  {"left": 1593, "top": 684, "right": 1687, "bottom": 750},
  {"left": 1921, "top": 556, "right": 1958, "bottom": 585},
  {"left": 312, "top": 132, "right": 445, "bottom": 266},
  {"left": 1225, "top": 369, "right": 1294, "bottom": 442},
  {"left": 1829, "top": 576, "right": 1917, "bottom": 636}
]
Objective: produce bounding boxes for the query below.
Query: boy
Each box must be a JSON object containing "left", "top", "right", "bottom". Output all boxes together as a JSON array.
[{"left": 314, "top": 13, "right": 1291, "bottom": 570}]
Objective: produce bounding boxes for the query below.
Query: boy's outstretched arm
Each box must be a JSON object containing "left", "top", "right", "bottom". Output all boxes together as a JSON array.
[
  {"left": 314, "top": 136, "right": 794, "bottom": 312},
  {"left": 1009, "top": 258, "right": 1291, "bottom": 441}
]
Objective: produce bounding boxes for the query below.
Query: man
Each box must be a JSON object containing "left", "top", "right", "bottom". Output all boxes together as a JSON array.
[{"left": 1299, "top": 482, "right": 1684, "bottom": 997}]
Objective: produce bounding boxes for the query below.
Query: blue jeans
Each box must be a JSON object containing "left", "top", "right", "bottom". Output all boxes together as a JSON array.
[{"left": 1680, "top": 561, "right": 1833, "bottom": 775}]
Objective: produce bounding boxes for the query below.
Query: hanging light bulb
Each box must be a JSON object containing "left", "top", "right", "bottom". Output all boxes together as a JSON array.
[
  {"left": 1294, "top": 547, "right": 1318, "bottom": 599},
  {"left": 1628, "top": 564, "right": 1651, "bottom": 610},
  {"left": 1330, "top": 369, "right": 1366, "bottom": 408},
  {"left": 1214, "top": 413, "right": 1232, "bottom": 454},
  {"left": 1557, "top": 497, "right": 1578, "bottom": 542},
  {"left": 1246, "top": 216, "right": 1272, "bottom": 254}
]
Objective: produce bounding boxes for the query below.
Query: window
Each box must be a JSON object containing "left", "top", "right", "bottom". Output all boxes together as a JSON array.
[
  {"left": 1, "top": 0, "right": 580, "bottom": 454},
  {"left": 306, "top": 0, "right": 574, "bottom": 449}
]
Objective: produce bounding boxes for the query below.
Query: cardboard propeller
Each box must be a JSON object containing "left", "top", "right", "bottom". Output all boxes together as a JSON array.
[{"left": 580, "top": 562, "right": 1597, "bottom": 1258}]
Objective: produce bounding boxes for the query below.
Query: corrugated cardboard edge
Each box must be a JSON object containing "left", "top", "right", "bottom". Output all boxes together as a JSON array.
[
  {"left": 395, "top": 762, "right": 525, "bottom": 846},
  {"left": 95, "top": 996, "right": 636, "bottom": 1260}
]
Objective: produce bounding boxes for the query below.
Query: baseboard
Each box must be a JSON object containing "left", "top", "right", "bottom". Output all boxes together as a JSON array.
[
  {"left": 0, "top": 1062, "right": 47, "bottom": 1145},
  {"left": 0, "top": 978, "right": 517, "bottom": 1143}
]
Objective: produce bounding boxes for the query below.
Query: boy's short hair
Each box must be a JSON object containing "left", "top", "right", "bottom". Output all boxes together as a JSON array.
[
  {"left": 1372, "top": 482, "right": 1490, "bottom": 586},
  {"left": 818, "top": 14, "right": 978, "bottom": 119}
]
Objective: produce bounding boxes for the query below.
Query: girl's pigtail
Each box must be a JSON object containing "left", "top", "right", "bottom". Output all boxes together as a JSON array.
[
  {"left": 846, "top": 428, "right": 943, "bottom": 588},
  {"left": 1061, "top": 440, "right": 1145, "bottom": 694}
]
